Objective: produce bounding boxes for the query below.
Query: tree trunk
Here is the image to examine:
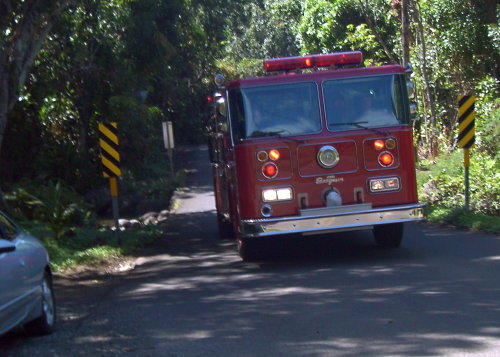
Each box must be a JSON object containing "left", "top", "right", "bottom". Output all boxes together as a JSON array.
[
  {"left": 481, "top": 0, "right": 497, "bottom": 24},
  {"left": 77, "top": 105, "right": 90, "bottom": 159},
  {"left": 0, "top": 1, "right": 71, "bottom": 153},
  {"left": 410, "top": 0, "right": 438, "bottom": 157},
  {"left": 401, "top": 0, "right": 410, "bottom": 66},
  {"left": 0, "top": 73, "right": 9, "bottom": 155}
]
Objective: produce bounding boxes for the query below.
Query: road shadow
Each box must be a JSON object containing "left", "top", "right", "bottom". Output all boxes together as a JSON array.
[{"left": 74, "top": 211, "right": 500, "bottom": 357}]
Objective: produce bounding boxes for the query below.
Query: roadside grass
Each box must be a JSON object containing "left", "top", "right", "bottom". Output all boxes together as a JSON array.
[
  {"left": 20, "top": 218, "right": 163, "bottom": 272},
  {"left": 424, "top": 205, "right": 500, "bottom": 234},
  {"left": 417, "top": 150, "right": 500, "bottom": 234}
]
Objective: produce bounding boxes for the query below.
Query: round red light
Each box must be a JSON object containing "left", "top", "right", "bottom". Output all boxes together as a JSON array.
[
  {"left": 263, "top": 163, "right": 278, "bottom": 178},
  {"left": 374, "top": 140, "right": 385, "bottom": 150},
  {"left": 379, "top": 152, "right": 394, "bottom": 167},
  {"left": 269, "top": 149, "right": 280, "bottom": 161}
]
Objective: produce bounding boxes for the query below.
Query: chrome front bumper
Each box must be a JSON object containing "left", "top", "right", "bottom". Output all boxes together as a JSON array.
[{"left": 240, "top": 203, "right": 425, "bottom": 238}]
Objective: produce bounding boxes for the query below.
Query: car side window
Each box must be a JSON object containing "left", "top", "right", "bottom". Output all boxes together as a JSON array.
[{"left": 0, "top": 213, "right": 18, "bottom": 240}]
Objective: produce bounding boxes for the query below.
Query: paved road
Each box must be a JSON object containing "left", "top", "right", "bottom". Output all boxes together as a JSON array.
[{"left": 2, "top": 146, "right": 500, "bottom": 356}]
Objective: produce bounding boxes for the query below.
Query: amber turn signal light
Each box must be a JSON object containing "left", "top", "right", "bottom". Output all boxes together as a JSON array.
[
  {"left": 374, "top": 140, "right": 385, "bottom": 150},
  {"left": 269, "top": 149, "right": 280, "bottom": 161}
]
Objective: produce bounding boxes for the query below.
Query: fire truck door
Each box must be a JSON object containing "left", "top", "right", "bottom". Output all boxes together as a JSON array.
[{"left": 212, "top": 96, "right": 231, "bottom": 217}]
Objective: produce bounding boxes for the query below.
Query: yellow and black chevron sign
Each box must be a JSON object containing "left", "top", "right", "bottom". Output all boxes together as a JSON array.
[
  {"left": 458, "top": 95, "right": 475, "bottom": 149},
  {"left": 99, "top": 122, "right": 121, "bottom": 177}
]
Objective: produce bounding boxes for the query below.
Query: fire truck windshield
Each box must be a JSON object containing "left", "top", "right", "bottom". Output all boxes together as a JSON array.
[
  {"left": 323, "top": 74, "right": 407, "bottom": 131},
  {"left": 229, "top": 82, "right": 322, "bottom": 140},
  {"left": 228, "top": 74, "right": 408, "bottom": 141}
]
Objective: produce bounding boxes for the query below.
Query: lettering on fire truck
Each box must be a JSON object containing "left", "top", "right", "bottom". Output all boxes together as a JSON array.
[
  {"left": 207, "top": 51, "right": 424, "bottom": 261},
  {"left": 316, "top": 176, "right": 344, "bottom": 185}
]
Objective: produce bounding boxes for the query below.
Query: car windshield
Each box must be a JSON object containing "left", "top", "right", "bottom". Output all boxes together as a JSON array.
[
  {"left": 323, "top": 74, "right": 407, "bottom": 131},
  {"left": 229, "top": 82, "right": 322, "bottom": 140}
]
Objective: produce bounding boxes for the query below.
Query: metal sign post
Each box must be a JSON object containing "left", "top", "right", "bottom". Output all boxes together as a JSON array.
[
  {"left": 457, "top": 95, "right": 476, "bottom": 210},
  {"left": 99, "top": 122, "right": 122, "bottom": 245},
  {"left": 109, "top": 176, "right": 120, "bottom": 243}
]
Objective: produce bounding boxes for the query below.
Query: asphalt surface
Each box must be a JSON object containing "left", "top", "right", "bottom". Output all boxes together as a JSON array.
[{"left": 1, "top": 146, "right": 500, "bottom": 356}]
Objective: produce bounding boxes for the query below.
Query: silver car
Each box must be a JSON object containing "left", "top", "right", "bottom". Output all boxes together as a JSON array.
[{"left": 0, "top": 211, "right": 56, "bottom": 336}]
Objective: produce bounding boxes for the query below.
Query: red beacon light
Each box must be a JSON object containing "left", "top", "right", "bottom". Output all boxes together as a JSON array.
[
  {"left": 379, "top": 152, "right": 395, "bottom": 167},
  {"left": 264, "top": 51, "right": 363, "bottom": 72},
  {"left": 262, "top": 163, "right": 278, "bottom": 178}
]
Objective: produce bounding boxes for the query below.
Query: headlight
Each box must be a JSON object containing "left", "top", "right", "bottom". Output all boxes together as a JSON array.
[
  {"left": 262, "top": 187, "right": 293, "bottom": 202},
  {"left": 369, "top": 177, "right": 400, "bottom": 192}
]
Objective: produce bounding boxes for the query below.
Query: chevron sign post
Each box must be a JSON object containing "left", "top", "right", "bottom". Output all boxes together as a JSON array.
[
  {"left": 457, "top": 95, "right": 475, "bottom": 209},
  {"left": 99, "top": 122, "right": 121, "bottom": 244}
]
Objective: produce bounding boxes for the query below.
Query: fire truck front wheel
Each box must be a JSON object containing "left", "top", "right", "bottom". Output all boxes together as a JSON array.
[
  {"left": 238, "top": 239, "right": 261, "bottom": 262},
  {"left": 217, "top": 213, "right": 234, "bottom": 239},
  {"left": 373, "top": 223, "right": 404, "bottom": 248}
]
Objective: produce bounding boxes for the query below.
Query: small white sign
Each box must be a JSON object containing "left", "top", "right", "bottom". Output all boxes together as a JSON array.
[{"left": 162, "top": 121, "right": 175, "bottom": 149}]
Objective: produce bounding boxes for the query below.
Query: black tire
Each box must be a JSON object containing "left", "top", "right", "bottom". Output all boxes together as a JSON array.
[
  {"left": 217, "top": 213, "right": 234, "bottom": 239},
  {"left": 25, "top": 271, "right": 56, "bottom": 335},
  {"left": 238, "top": 238, "right": 261, "bottom": 262},
  {"left": 373, "top": 223, "right": 404, "bottom": 248}
]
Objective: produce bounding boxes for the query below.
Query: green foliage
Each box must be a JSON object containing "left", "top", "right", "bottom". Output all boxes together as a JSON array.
[
  {"left": 424, "top": 206, "right": 500, "bottom": 234},
  {"left": 475, "top": 79, "right": 500, "bottom": 158},
  {"left": 1, "top": 0, "right": 253, "bottom": 193},
  {"left": 106, "top": 95, "right": 166, "bottom": 169},
  {"left": 410, "top": 0, "right": 499, "bottom": 158},
  {"left": 344, "top": 24, "right": 385, "bottom": 66},
  {"left": 121, "top": 169, "right": 185, "bottom": 208},
  {"left": 299, "top": 0, "right": 359, "bottom": 54},
  {"left": 19, "top": 219, "right": 162, "bottom": 272},
  {"left": 216, "top": 57, "right": 265, "bottom": 79},
  {"left": 3, "top": 181, "right": 93, "bottom": 240},
  {"left": 298, "top": 0, "right": 396, "bottom": 63},
  {"left": 419, "top": 152, "right": 500, "bottom": 216},
  {"left": 477, "top": 103, "right": 500, "bottom": 158},
  {"left": 221, "top": 0, "right": 302, "bottom": 76}
]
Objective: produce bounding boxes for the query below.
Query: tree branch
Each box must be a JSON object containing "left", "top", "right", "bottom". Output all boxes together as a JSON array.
[
  {"left": 7, "top": 1, "right": 72, "bottom": 110},
  {"left": 358, "top": 0, "right": 398, "bottom": 64}
]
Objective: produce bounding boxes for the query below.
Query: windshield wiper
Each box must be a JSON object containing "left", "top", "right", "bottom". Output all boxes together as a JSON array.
[
  {"left": 329, "top": 121, "right": 388, "bottom": 136},
  {"left": 248, "top": 130, "right": 306, "bottom": 144},
  {"left": 249, "top": 130, "right": 286, "bottom": 138}
]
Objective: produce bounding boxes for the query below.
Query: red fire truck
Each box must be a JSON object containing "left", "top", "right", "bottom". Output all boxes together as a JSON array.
[{"left": 208, "top": 51, "right": 424, "bottom": 261}]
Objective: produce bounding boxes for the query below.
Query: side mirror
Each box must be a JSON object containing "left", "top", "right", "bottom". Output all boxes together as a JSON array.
[
  {"left": 406, "top": 81, "right": 416, "bottom": 100},
  {"left": 216, "top": 97, "right": 227, "bottom": 117},
  {"left": 0, "top": 239, "right": 16, "bottom": 254},
  {"left": 218, "top": 121, "right": 228, "bottom": 132},
  {"left": 409, "top": 103, "right": 418, "bottom": 120},
  {"left": 214, "top": 74, "right": 226, "bottom": 88},
  {"left": 405, "top": 62, "right": 413, "bottom": 74}
]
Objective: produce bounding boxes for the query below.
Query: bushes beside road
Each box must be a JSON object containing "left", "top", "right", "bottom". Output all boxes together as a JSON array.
[
  {"left": 0, "top": 166, "right": 183, "bottom": 272},
  {"left": 417, "top": 151, "right": 500, "bottom": 234}
]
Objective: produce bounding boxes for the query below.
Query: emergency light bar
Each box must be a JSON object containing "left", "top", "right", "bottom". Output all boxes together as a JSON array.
[{"left": 263, "top": 51, "right": 363, "bottom": 72}]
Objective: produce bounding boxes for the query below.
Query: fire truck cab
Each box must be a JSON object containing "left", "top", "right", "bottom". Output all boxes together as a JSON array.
[{"left": 208, "top": 51, "right": 424, "bottom": 261}]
